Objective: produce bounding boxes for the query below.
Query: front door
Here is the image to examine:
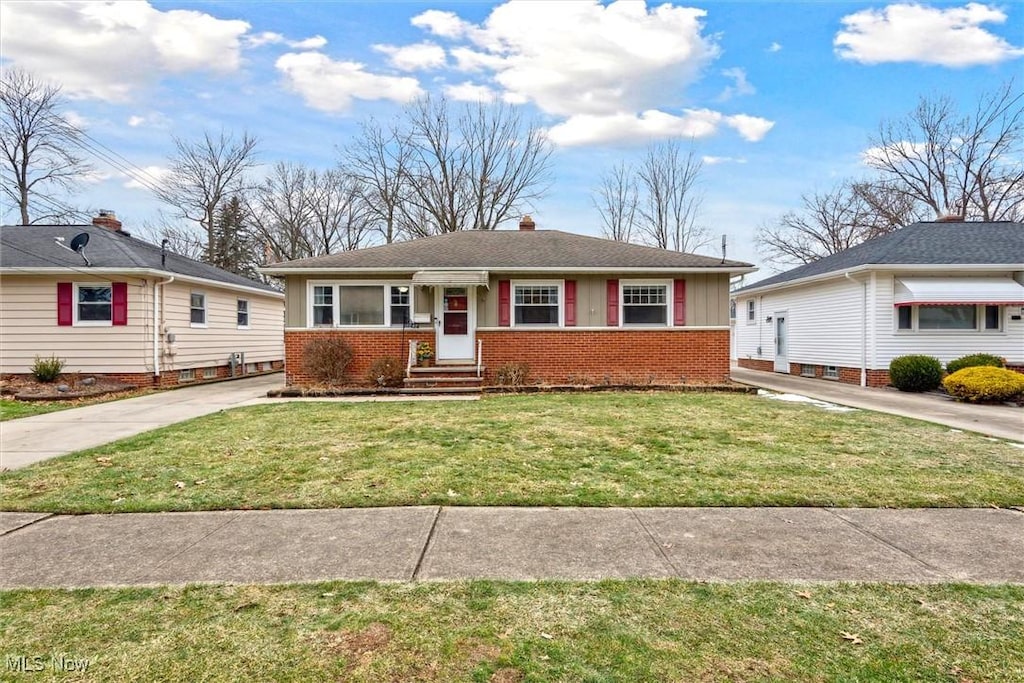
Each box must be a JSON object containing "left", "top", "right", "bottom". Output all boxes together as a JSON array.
[
  {"left": 773, "top": 311, "right": 788, "bottom": 373},
  {"left": 435, "top": 286, "right": 475, "bottom": 361}
]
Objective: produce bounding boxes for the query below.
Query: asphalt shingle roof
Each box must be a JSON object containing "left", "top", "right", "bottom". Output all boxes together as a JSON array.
[
  {"left": 0, "top": 224, "right": 279, "bottom": 293},
  {"left": 263, "top": 229, "right": 752, "bottom": 271},
  {"left": 736, "top": 221, "right": 1024, "bottom": 293}
]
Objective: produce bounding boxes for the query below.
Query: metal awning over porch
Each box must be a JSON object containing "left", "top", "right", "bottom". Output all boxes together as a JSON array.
[
  {"left": 894, "top": 277, "right": 1024, "bottom": 306},
  {"left": 411, "top": 270, "right": 489, "bottom": 287}
]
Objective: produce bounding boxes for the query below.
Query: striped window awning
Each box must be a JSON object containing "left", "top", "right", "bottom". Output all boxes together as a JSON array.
[
  {"left": 894, "top": 277, "right": 1024, "bottom": 306},
  {"left": 411, "top": 270, "right": 489, "bottom": 287}
]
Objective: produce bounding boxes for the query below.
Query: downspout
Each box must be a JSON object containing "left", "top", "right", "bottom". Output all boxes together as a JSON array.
[
  {"left": 153, "top": 276, "right": 175, "bottom": 380},
  {"left": 845, "top": 272, "right": 867, "bottom": 387}
]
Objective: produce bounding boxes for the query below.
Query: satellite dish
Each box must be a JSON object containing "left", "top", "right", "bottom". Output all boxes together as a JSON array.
[{"left": 69, "top": 232, "right": 90, "bottom": 252}]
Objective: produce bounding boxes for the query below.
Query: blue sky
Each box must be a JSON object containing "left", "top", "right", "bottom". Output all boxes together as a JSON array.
[{"left": 1, "top": 1, "right": 1021, "bottom": 274}]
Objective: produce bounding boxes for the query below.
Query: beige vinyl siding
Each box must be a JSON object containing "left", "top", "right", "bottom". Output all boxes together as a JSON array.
[
  {"left": 0, "top": 274, "right": 152, "bottom": 374},
  {"left": 285, "top": 274, "right": 428, "bottom": 328},
  {"left": 160, "top": 282, "right": 283, "bottom": 370},
  {"left": 872, "top": 271, "right": 1024, "bottom": 368}
]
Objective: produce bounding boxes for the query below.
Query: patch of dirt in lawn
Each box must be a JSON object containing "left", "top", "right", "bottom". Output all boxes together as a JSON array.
[{"left": 1, "top": 374, "right": 138, "bottom": 401}]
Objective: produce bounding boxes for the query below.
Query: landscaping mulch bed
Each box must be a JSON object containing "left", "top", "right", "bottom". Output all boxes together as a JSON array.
[
  {"left": 267, "top": 383, "right": 757, "bottom": 397},
  {"left": 1, "top": 375, "right": 137, "bottom": 402}
]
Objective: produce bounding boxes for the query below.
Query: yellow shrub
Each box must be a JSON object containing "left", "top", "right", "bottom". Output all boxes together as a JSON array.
[{"left": 942, "top": 366, "right": 1024, "bottom": 403}]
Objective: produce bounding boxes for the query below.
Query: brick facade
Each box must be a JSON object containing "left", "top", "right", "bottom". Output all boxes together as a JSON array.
[
  {"left": 285, "top": 328, "right": 730, "bottom": 386},
  {"left": 737, "top": 358, "right": 889, "bottom": 387}
]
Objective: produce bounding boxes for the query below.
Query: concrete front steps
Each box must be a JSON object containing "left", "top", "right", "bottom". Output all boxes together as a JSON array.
[{"left": 401, "top": 365, "right": 484, "bottom": 395}]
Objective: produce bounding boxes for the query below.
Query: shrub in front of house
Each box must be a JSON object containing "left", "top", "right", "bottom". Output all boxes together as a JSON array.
[
  {"left": 301, "top": 338, "right": 354, "bottom": 385},
  {"left": 496, "top": 362, "right": 530, "bottom": 386},
  {"left": 367, "top": 356, "right": 405, "bottom": 388},
  {"left": 31, "top": 355, "right": 65, "bottom": 383},
  {"left": 946, "top": 353, "right": 1006, "bottom": 375},
  {"left": 888, "top": 354, "right": 943, "bottom": 392},
  {"left": 943, "top": 366, "right": 1024, "bottom": 403}
]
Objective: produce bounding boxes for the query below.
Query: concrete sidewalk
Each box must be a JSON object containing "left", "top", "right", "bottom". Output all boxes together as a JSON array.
[
  {"left": 2, "top": 506, "right": 1021, "bottom": 588},
  {"left": 731, "top": 367, "right": 1023, "bottom": 443}
]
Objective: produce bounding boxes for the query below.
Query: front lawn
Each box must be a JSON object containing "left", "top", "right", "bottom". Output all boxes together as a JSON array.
[
  {"left": 1, "top": 580, "right": 1021, "bottom": 682},
  {"left": 1, "top": 393, "right": 1021, "bottom": 512}
]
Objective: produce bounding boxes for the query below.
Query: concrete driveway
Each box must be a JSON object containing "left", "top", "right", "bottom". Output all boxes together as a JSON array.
[{"left": 1, "top": 374, "right": 284, "bottom": 470}]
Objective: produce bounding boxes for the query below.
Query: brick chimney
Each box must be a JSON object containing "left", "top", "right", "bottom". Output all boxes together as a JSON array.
[
  {"left": 935, "top": 214, "right": 966, "bottom": 223},
  {"left": 92, "top": 210, "right": 123, "bottom": 232},
  {"left": 519, "top": 215, "right": 536, "bottom": 231}
]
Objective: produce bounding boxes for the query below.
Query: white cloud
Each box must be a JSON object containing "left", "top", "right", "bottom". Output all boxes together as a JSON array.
[
  {"left": 275, "top": 52, "right": 424, "bottom": 113},
  {"left": 835, "top": 3, "right": 1024, "bottom": 67},
  {"left": 63, "top": 111, "right": 90, "bottom": 129},
  {"left": 123, "top": 165, "right": 171, "bottom": 190},
  {"left": 411, "top": 9, "right": 471, "bottom": 39},
  {"left": 247, "top": 31, "right": 327, "bottom": 50},
  {"left": 373, "top": 42, "right": 446, "bottom": 71},
  {"left": 0, "top": 1, "right": 250, "bottom": 101},
  {"left": 128, "top": 116, "right": 146, "bottom": 128},
  {"left": 126, "top": 112, "right": 171, "bottom": 129},
  {"left": 547, "top": 109, "right": 773, "bottom": 147},
  {"left": 767, "top": 42, "right": 782, "bottom": 53},
  {"left": 444, "top": 82, "right": 498, "bottom": 102},
  {"left": 718, "top": 67, "right": 755, "bottom": 101},
  {"left": 703, "top": 155, "right": 747, "bottom": 165}
]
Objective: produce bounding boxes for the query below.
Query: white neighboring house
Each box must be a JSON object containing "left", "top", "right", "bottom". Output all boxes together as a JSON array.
[
  {"left": 0, "top": 213, "right": 284, "bottom": 387},
  {"left": 734, "top": 220, "right": 1024, "bottom": 386}
]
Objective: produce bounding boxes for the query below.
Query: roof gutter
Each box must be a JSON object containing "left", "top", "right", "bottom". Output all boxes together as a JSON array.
[
  {"left": 735, "top": 263, "right": 1020, "bottom": 297},
  {"left": 0, "top": 267, "right": 284, "bottom": 299},
  {"left": 259, "top": 265, "right": 757, "bottom": 276}
]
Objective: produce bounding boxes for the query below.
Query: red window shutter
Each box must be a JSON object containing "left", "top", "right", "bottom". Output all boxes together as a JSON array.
[
  {"left": 564, "top": 280, "right": 577, "bottom": 326},
  {"left": 673, "top": 279, "right": 686, "bottom": 326},
  {"left": 112, "top": 282, "right": 128, "bottom": 326},
  {"left": 606, "top": 279, "right": 619, "bottom": 326},
  {"left": 57, "top": 282, "right": 73, "bottom": 326},
  {"left": 498, "top": 280, "right": 511, "bottom": 326}
]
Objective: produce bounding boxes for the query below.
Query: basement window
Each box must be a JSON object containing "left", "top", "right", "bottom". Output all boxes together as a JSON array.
[
  {"left": 800, "top": 364, "right": 815, "bottom": 377},
  {"left": 824, "top": 366, "right": 839, "bottom": 379},
  {"left": 178, "top": 368, "right": 195, "bottom": 382}
]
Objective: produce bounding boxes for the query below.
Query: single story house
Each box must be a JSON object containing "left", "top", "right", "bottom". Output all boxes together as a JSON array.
[
  {"left": 260, "top": 216, "right": 755, "bottom": 387},
  {"left": 0, "top": 212, "right": 285, "bottom": 387},
  {"left": 733, "top": 220, "right": 1024, "bottom": 386}
]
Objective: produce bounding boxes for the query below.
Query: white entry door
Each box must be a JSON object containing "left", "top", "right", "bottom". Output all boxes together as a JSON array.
[
  {"left": 435, "top": 286, "right": 475, "bottom": 361},
  {"left": 773, "top": 311, "right": 788, "bottom": 373}
]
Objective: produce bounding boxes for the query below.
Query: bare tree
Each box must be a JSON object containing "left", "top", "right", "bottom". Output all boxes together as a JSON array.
[
  {"left": 757, "top": 180, "right": 925, "bottom": 267},
  {"left": 400, "top": 96, "right": 552, "bottom": 234},
  {"left": 157, "top": 130, "right": 259, "bottom": 264},
  {"left": 343, "top": 119, "right": 412, "bottom": 244},
  {"left": 306, "top": 168, "right": 372, "bottom": 253},
  {"left": 592, "top": 161, "right": 639, "bottom": 242},
  {"left": 245, "top": 162, "right": 314, "bottom": 262},
  {"left": 867, "top": 81, "right": 1023, "bottom": 221},
  {"left": 636, "top": 140, "right": 708, "bottom": 252},
  {"left": 0, "top": 68, "right": 92, "bottom": 224}
]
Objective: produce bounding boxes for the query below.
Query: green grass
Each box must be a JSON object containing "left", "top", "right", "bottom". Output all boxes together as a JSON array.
[
  {"left": 1, "top": 393, "right": 1021, "bottom": 513},
  {"left": 0, "top": 390, "right": 147, "bottom": 421},
  {"left": 1, "top": 580, "right": 1021, "bottom": 682}
]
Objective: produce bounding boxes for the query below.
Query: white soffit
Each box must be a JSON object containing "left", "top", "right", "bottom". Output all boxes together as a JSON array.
[
  {"left": 412, "top": 270, "right": 489, "bottom": 287},
  {"left": 894, "top": 277, "right": 1024, "bottom": 306}
]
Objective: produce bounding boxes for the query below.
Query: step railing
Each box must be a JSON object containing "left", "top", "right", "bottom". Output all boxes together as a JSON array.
[
  {"left": 477, "top": 339, "right": 483, "bottom": 378},
  {"left": 407, "top": 340, "right": 417, "bottom": 378}
]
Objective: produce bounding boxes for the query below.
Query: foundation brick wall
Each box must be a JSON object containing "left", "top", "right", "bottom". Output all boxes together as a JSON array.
[
  {"left": 738, "top": 358, "right": 889, "bottom": 387},
  {"left": 285, "top": 328, "right": 730, "bottom": 386},
  {"left": 5, "top": 361, "right": 285, "bottom": 390}
]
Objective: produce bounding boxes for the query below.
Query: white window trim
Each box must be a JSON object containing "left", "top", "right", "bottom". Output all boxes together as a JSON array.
[
  {"left": 619, "top": 279, "right": 673, "bottom": 328},
  {"left": 894, "top": 304, "right": 1005, "bottom": 335},
  {"left": 511, "top": 280, "right": 564, "bottom": 328},
  {"left": 237, "top": 298, "right": 250, "bottom": 330},
  {"left": 306, "top": 280, "right": 413, "bottom": 329},
  {"left": 72, "top": 282, "right": 113, "bottom": 327},
  {"left": 746, "top": 299, "right": 756, "bottom": 325},
  {"left": 190, "top": 291, "right": 207, "bottom": 329}
]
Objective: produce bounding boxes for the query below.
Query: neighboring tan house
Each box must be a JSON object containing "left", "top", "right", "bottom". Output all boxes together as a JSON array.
[
  {"left": 0, "top": 212, "right": 285, "bottom": 387},
  {"left": 260, "top": 216, "right": 755, "bottom": 389},
  {"left": 733, "top": 220, "right": 1024, "bottom": 386}
]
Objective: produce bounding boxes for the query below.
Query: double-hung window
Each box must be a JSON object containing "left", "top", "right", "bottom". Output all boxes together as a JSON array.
[
  {"left": 622, "top": 284, "right": 668, "bottom": 325},
  {"left": 390, "top": 286, "right": 411, "bottom": 327},
  {"left": 746, "top": 299, "right": 756, "bottom": 324},
  {"left": 312, "top": 286, "right": 334, "bottom": 326},
  {"left": 513, "top": 284, "right": 560, "bottom": 326},
  {"left": 237, "top": 299, "right": 250, "bottom": 328},
  {"left": 76, "top": 284, "right": 112, "bottom": 324},
  {"left": 190, "top": 292, "right": 206, "bottom": 326}
]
